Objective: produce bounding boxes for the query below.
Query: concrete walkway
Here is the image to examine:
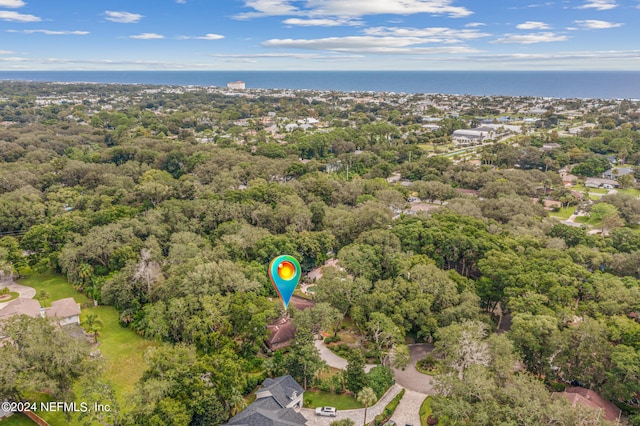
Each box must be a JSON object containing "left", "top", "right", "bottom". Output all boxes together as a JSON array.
[
  {"left": 390, "top": 390, "right": 426, "bottom": 426},
  {"left": 314, "top": 339, "right": 376, "bottom": 373},
  {"left": 301, "top": 385, "right": 403, "bottom": 425}
]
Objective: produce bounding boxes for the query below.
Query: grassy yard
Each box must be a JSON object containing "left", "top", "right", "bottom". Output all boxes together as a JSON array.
[
  {"left": 85, "top": 306, "right": 155, "bottom": 401},
  {"left": 572, "top": 184, "right": 610, "bottom": 195},
  {"left": 575, "top": 216, "right": 602, "bottom": 227},
  {"left": 549, "top": 206, "right": 576, "bottom": 220},
  {"left": 16, "top": 270, "right": 154, "bottom": 416},
  {"left": 304, "top": 391, "right": 364, "bottom": 410},
  {"left": 18, "top": 269, "right": 88, "bottom": 307},
  {"left": 419, "top": 396, "right": 445, "bottom": 426},
  {"left": 0, "top": 414, "right": 37, "bottom": 426},
  {"left": 620, "top": 188, "right": 640, "bottom": 197}
]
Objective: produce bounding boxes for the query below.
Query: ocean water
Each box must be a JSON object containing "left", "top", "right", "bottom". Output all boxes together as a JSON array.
[{"left": 0, "top": 71, "right": 639, "bottom": 99}]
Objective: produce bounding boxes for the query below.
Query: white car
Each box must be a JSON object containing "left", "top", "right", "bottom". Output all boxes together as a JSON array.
[{"left": 315, "top": 406, "right": 337, "bottom": 417}]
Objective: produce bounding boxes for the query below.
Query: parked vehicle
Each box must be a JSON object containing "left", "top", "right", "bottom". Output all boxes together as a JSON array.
[{"left": 315, "top": 406, "right": 338, "bottom": 417}]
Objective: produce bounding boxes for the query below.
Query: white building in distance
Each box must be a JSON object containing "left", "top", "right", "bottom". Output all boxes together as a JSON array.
[{"left": 226, "top": 81, "right": 246, "bottom": 90}]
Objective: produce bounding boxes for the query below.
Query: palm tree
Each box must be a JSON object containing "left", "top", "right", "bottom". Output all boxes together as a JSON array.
[
  {"left": 356, "top": 387, "right": 377, "bottom": 426},
  {"left": 36, "top": 290, "right": 50, "bottom": 308},
  {"left": 82, "top": 313, "right": 103, "bottom": 343}
]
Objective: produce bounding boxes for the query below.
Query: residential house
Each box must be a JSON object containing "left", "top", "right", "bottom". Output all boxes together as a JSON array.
[
  {"left": 225, "top": 375, "right": 306, "bottom": 426},
  {"left": 584, "top": 177, "right": 619, "bottom": 189},
  {"left": 266, "top": 318, "right": 296, "bottom": 351},
  {"left": 266, "top": 297, "right": 315, "bottom": 351},
  {"left": 0, "top": 297, "right": 41, "bottom": 341},
  {"left": 561, "top": 387, "right": 621, "bottom": 422},
  {"left": 602, "top": 167, "right": 635, "bottom": 181},
  {"left": 46, "top": 297, "right": 81, "bottom": 326}
]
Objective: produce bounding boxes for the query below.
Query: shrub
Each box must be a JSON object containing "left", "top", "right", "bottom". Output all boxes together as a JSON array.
[
  {"left": 324, "top": 335, "right": 341, "bottom": 344},
  {"left": 373, "top": 389, "right": 405, "bottom": 425},
  {"left": 366, "top": 366, "right": 394, "bottom": 398},
  {"left": 318, "top": 377, "right": 333, "bottom": 393}
]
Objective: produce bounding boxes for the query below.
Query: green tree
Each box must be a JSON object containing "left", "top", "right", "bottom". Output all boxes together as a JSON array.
[
  {"left": 284, "top": 330, "right": 326, "bottom": 390},
  {"left": 345, "top": 349, "right": 367, "bottom": 395},
  {"left": 0, "top": 315, "right": 92, "bottom": 399},
  {"left": 81, "top": 313, "right": 103, "bottom": 343}
]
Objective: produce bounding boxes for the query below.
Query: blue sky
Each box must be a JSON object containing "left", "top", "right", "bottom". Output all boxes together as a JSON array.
[{"left": 0, "top": 0, "right": 639, "bottom": 70}]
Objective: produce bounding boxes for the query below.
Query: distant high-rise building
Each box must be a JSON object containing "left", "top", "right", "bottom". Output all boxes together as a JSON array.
[{"left": 226, "top": 80, "right": 245, "bottom": 90}]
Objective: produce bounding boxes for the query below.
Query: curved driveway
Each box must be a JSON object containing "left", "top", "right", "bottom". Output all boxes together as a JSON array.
[
  {"left": 314, "top": 339, "right": 377, "bottom": 373},
  {"left": 312, "top": 340, "right": 436, "bottom": 423},
  {"left": 0, "top": 281, "right": 37, "bottom": 309},
  {"left": 391, "top": 344, "right": 436, "bottom": 394}
]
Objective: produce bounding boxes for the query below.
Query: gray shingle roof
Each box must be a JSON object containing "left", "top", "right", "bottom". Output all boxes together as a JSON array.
[{"left": 225, "top": 375, "right": 306, "bottom": 426}]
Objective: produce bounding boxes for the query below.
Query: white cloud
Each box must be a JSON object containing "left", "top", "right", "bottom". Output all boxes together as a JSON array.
[
  {"left": 492, "top": 32, "right": 569, "bottom": 44},
  {"left": 236, "top": 0, "right": 473, "bottom": 19},
  {"left": 0, "top": 56, "right": 27, "bottom": 61},
  {"left": 105, "top": 11, "right": 143, "bottom": 23},
  {"left": 178, "top": 33, "right": 225, "bottom": 40},
  {"left": 364, "top": 26, "right": 490, "bottom": 41},
  {"left": 451, "top": 50, "right": 640, "bottom": 65},
  {"left": 211, "top": 53, "right": 364, "bottom": 60},
  {"left": 283, "top": 18, "right": 363, "bottom": 26},
  {"left": 465, "top": 22, "right": 486, "bottom": 28},
  {"left": 262, "top": 36, "right": 479, "bottom": 54},
  {"left": 129, "top": 33, "right": 164, "bottom": 39},
  {"left": 0, "top": 0, "right": 26, "bottom": 7},
  {"left": 8, "top": 29, "right": 89, "bottom": 35},
  {"left": 176, "top": 0, "right": 186, "bottom": 3},
  {"left": 576, "top": 0, "right": 617, "bottom": 10},
  {"left": 574, "top": 20, "right": 623, "bottom": 29},
  {"left": 0, "top": 10, "right": 40, "bottom": 22},
  {"left": 0, "top": 49, "right": 16, "bottom": 54},
  {"left": 516, "top": 21, "right": 550, "bottom": 30}
]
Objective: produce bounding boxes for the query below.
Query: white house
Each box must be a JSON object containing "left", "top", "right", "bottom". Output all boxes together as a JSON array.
[
  {"left": 452, "top": 127, "right": 494, "bottom": 146},
  {"left": 46, "top": 297, "right": 81, "bottom": 326}
]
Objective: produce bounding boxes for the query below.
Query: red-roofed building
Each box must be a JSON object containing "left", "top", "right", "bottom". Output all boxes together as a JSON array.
[{"left": 561, "top": 387, "right": 621, "bottom": 422}]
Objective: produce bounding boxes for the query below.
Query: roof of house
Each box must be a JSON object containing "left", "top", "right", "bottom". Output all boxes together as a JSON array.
[
  {"left": 0, "top": 297, "right": 41, "bottom": 321},
  {"left": 225, "top": 375, "right": 306, "bottom": 426},
  {"left": 225, "top": 401, "right": 306, "bottom": 425},
  {"left": 46, "top": 297, "right": 80, "bottom": 319},
  {"left": 266, "top": 318, "right": 296, "bottom": 349},
  {"left": 561, "top": 387, "right": 621, "bottom": 422},
  {"left": 585, "top": 177, "right": 618, "bottom": 186},
  {"left": 258, "top": 375, "right": 304, "bottom": 408},
  {"left": 603, "top": 167, "right": 634, "bottom": 176}
]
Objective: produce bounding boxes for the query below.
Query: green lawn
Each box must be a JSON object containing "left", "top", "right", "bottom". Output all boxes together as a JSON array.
[
  {"left": 83, "top": 306, "right": 155, "bottom": 402},
  {"left": 18, "top": 269, "right": 88, "bottom": 307},
  {"left": 620, "top": 188, "right": 640, "bottom": 197},
  {"left": 572, "top": 184, "right": 610, "bottom": 195},
  {"left": 0, "top": 414, "right": 37, "bottom": 426},
  {"left": 17, "top": 270, "right": 154, "bottom": 412},
  {"left": 549, "top": 206, "right": 576, "bottom": 220},
  {"left": 575, "top": 216, "right": 602, "bottom": 228},
  {"left": 420, "top": 396, "right": 445, "bottom": 426},
  {"left": 304, "top": 391, "right": 364, "bottom": 410}
]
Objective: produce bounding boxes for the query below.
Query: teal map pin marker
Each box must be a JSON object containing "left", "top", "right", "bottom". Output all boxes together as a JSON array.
[{"left": 268, "top": 255, "right": 301, "bottom": 309}]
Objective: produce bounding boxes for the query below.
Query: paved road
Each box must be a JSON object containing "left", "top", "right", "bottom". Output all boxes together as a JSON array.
[
  {"left": 390, "top": 390, "right": 426, "bottom": 426},
  {"left": 314, "top": 339, "right": 376, "bottom": 373},
  {"left": 301, "top": 385, "right": 403, "bottom": 425}
]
